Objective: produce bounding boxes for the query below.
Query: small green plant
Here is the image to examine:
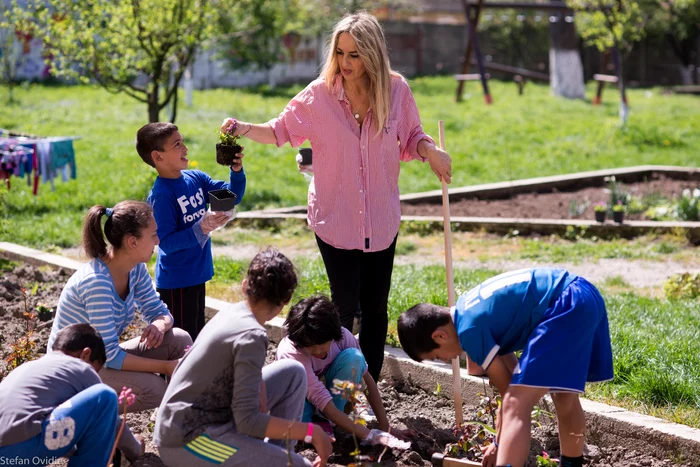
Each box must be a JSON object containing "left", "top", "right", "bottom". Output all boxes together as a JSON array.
[
  {"left": 605, "top": 176, "right": 630, "bottom": 207},
  {"left": 675, "top": 188, "right": 699, "bottom": 221},
  {"left": 219, "top": 118, "right": 242, "bottom": 147},
  {"left": 36, "top": 303, "right": 52, "bottom": 321},
  {"left": 536, "top": 451, "right": 558, "bottom": 467},
  {"left": 332, "top": 377, "right": 372, "bottom": 466},
  {"left": 663, "top": 273, "right": 700, "bottom": 300},
  {"left": 613, "top": 202, "right": 626, "bottom": 213},
  {"left": 433, "top": 382, "right": 442, "bottom": 396},
  {"left": 593, "top": 202, "right": 607, "bottom": 213}
]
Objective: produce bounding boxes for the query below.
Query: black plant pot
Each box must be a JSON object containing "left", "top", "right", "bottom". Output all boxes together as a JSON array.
[
  {"left": 209, "top": 189, "right": 238, "bottom": 212},
  {"left": 594, "top": 211, "right": 606, "bottom": 223},
  {"left": 215, "top": 143, "right": 242, "bottom": 166},
  {"left": 613, "top": 211, "right": 624, "bottom": 223},
  {"left": 299, "top": 148, "right": 313, "bottom": 166},
  {"left": 38, "top": 312, "right": 52, "bottom": 322}
]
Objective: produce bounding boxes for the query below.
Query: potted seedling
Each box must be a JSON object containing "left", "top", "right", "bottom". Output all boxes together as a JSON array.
[
  {"left": 36, "top": 303, "right": 52, "bottom": 322},
  {"left": 612, "top": 202, "right": 625, "bottom": 223},
  {"left": 593, "top": 202, "right": 607, "bottom": 223},
  {"left": 216, "top": 118, "right": 242, "bottom": 166}
]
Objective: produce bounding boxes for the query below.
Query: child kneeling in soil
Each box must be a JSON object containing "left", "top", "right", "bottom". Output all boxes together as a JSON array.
[
  {"left": 398, "top": 268, "right": 614, "bottom": 467},
  {"left": 155, "top": 248, "right": 333, "bottom": 467},
  {"left": 47, "top": 201, "right": 192, "bottom": 413},
  {"left": 277, "top": 295, "right": 413, "bottom": 441},
  {"left": 0, "top": 324, "right": 143, "bottom": 466}
]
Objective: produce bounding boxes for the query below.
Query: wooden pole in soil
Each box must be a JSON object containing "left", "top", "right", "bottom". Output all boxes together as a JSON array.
[{"left": 438, "top": 120, "right": 463, "bottom": 426}]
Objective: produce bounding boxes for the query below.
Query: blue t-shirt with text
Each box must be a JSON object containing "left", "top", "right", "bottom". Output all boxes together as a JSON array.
[
  {"left": 453, "top": 268, "right": 577, "bottom": 369},
  {"left": 148, "top": 169, "right": 245, "bottom": 289}
]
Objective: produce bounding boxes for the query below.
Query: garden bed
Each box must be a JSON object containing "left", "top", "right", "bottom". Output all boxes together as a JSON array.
[
  {"left": 400, "top": 175, "right": 698, "bottom": 222},
  {"left": 0, "top": 260, "right": 695, "bottom": 466}
]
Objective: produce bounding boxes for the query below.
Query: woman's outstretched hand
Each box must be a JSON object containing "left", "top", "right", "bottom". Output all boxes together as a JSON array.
[
  {"left": 427, "top": 146, "right": 452, "bottom": 184},
  {"left": 221, "top": 117, "right": 247, "bottom": 137}
]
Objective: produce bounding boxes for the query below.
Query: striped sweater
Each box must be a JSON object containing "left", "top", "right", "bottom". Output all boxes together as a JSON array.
[{"left": 47, "top": 258, "right": 172, "bottom": 370}]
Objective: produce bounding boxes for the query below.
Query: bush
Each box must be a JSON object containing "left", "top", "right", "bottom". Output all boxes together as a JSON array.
[{"left": 664, "top": 273, "right": 700, "bottom": 300}]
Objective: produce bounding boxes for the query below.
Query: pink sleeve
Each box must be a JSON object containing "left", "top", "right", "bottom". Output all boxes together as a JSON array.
[
  {"left": 276, "top": 337, "right": 333, "bottom": 411},
  {"left": 396, "top": 78, "right": 435, "bottom": 162},
  {"left": 267, "top": 86, "right": 315, "bottom": 148}
]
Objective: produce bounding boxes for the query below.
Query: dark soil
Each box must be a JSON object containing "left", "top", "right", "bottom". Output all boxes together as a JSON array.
[
  {"left": 0, "top": 261, "right": 692, "bottom": 467},
  {"left": 401, "top": 176, "right": 698, "bottom": 221}
]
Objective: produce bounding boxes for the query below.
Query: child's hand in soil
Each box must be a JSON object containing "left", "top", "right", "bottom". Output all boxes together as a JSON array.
[
  {"left": 388, "top": 426, "right": 417, "bottom": 441},
  {"left": 140, "top": 323, "right": 165, "bottom": 349},
  {"left": 480, "top": 442, "right": 497, "bottom": 467},
  {"left": 231, "top": 147, "right": 244, "bottom": 172},
  {"left": 311, "top": 424, "right": 334, "bottom": 467}
]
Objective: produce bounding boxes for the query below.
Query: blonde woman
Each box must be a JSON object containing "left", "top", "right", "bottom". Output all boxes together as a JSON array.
[{"left": 221, "top": 11, "right": 452, "bottom": 381}]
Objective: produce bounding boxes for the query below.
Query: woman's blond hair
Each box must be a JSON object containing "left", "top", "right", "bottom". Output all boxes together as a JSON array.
[{"left": 320, "top": 11, "right": 402, "bottom": 135}]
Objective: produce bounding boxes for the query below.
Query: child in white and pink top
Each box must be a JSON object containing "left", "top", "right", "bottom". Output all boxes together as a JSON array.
[{"left": 276, "top": 295, "right": 413, "bottom": 441}]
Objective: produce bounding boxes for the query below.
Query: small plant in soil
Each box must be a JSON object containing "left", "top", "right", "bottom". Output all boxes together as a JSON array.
[
  {"left": 612, "top": 202, "right": 625, "bottom": 223},
  {"left": 536, "top": 451, "right": 558, "bottom": 467},
  {"left": 109, "top": 386, "right": 136, "bottom": 467},
  {"left": 36, "top": 302, "right": 52, "bottom": 322},
  {"left": 446, "top": 382, "right": 499, "bottom": 462},
  {"left": 331, "top": 378, "right": 375, "bottom": 466},
  {"left": 2, "top": 281, "right": 41, "bottom": 377},
  {"left": 593, "top": 202, "right": 607, "bottom": 222},
  {"left": 216, "top": 118, "right": 242, "bottom": 166}
]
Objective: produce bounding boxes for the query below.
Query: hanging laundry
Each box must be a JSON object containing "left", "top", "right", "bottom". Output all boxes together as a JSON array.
[{"left": 0, "top": 130, "right": 80, "bottom": 195}]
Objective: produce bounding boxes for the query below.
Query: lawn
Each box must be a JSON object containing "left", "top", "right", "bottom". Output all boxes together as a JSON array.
[{"left": 1, "top": 77, "right": 699, "bottom": 247}]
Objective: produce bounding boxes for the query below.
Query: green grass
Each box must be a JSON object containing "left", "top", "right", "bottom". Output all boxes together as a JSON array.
[{"left": 1, "top": 78, "right": 699, "bottom": 247}]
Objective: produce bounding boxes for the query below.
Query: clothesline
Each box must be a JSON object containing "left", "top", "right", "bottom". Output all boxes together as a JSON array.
[{"left": 0, "top": 129, "right": 81, "bottom": 195}]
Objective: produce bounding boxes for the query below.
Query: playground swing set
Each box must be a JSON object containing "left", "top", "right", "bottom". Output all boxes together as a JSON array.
[{"left": 454, "top": 0, "right": 629, "bottom": 109}]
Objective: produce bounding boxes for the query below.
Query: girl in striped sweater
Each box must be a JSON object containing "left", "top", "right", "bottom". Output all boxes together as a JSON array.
[{"left": 47, "top": 200, "right": 192, "bottom": 412}]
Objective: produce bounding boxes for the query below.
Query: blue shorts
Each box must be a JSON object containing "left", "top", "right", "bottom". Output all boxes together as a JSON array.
[{"left": 510, "top": 277, "right": 614, "bottom": 393}]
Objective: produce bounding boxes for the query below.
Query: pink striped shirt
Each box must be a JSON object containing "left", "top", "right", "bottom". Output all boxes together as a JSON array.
[{"left": 268, "top": 74, "right": 434, "bottom": 252}]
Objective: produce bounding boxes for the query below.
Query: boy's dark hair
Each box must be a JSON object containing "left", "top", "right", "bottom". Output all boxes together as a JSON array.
[
  {"left": 52, "top": 324, "right": 107, "bottom": 365},
  {"left": 245, "top": 247, "right": 298, "bottom": 306},
  {"left": 285, "top": 295, "right": 343, "bottom": 348},
  {"left": 397, "top": 303, "right": 451, "bottom": 362},
  {"left": 135, "top": 122, "right": 179, "bottom": 167}
]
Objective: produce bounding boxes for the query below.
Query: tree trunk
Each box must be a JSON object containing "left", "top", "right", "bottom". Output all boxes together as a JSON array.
[
  {"left": 148, "top": 83, "right": 160, "bottom": 123},
  {"left": 169, "top": 87, "right": 178, "bottom": 124},
  {"left": 549, "top": 16, "right": 585, "bottom": 99}
]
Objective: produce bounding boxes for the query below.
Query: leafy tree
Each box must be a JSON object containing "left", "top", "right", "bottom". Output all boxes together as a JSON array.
[
  {"left": 642, "top": 0, "right": 700, "bottom": 83},
  {"left": 0, "top": 4, "right": 23, "bottom": 104},
  {"left": 8, "top": 0, "right": 236, "bottom": 123},
  {"left": 568, "top": 0, "right": 646, "bottom": 52},
  {"left": 568, "top": 0, "right": 646, "bottom": 122}
]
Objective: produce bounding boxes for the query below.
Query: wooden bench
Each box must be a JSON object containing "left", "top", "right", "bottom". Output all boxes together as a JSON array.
[
  {"left": 454, "top": 73, "right": 490, "bottom": 82},
  {"left": 593, "top": 73, "right": 619, "bottom": 104}
]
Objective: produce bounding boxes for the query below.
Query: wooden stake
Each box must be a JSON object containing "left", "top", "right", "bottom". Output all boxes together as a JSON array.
[{"left": 438, "top": 120, "right": 463, "bottom": 426}]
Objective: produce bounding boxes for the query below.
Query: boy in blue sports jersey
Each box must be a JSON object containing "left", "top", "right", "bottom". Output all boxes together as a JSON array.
[
  {"left": 397, "top": 268, "right": 613, "bottom": 467},
  {"left": 137, "top": 122, "right": 246, "bottom": 341}
]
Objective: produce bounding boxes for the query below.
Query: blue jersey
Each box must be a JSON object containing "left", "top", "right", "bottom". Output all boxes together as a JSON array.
[
  {"left": 148, "top": 169, "right": 246, "bottom": 289},
  {"left": 453, "top": 268, "right": 577, "bottom": 369}
]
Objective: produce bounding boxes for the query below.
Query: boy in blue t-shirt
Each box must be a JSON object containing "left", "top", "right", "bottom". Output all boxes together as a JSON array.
[
  {"left": 136, "top": 122, "right": 246, "bottom": 341},
  {"left": 397, "top": 268, "right": 613, "bottom": 467}
]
